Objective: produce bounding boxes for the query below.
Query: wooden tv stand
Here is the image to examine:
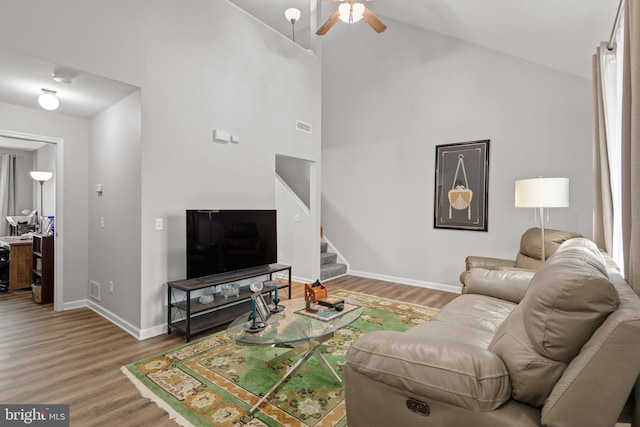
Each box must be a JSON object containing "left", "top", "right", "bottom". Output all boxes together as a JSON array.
[{"left": 167, "top": 264, "right": 292, "bottom": 342}]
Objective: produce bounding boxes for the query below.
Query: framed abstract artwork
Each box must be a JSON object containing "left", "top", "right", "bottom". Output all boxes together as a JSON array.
[{"left": 434, "top": 139, "right": 490, "bottom": 231}]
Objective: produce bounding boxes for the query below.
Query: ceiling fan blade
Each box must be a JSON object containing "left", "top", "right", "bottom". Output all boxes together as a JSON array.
[
  {"left": 362, "top": 7, "right": 387, "bottom": 33},
  {"left": 316, "top": 11, "right": 340, "bottom": 35}
]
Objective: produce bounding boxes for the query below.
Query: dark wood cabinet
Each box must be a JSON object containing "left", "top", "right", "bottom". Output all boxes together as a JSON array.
[{"left": 32, "top": 235, "right": 54, "bottom": 304}]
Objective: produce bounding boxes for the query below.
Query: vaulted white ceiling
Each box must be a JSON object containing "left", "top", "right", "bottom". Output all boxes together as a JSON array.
[
  {"left": 233, "top": 0, "right": 620, "bottom": 79},
  {"left": 0, "top": 0, "right": 621, "bottom": 120}
]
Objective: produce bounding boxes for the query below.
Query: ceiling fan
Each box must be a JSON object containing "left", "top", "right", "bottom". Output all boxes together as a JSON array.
[{"left": 316, "top": 0, "right": 387, "bottom": 35}]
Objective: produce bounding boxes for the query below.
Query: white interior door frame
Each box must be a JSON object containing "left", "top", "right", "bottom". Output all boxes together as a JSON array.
[{"left": 0, "top": 129, "right": 64, "bottom": 312}]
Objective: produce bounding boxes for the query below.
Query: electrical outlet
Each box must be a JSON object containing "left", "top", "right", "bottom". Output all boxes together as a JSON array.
[
  {"left": 109, "top": 281, "right": 114, "bottom": 293},
  {"left": 100, "top": 217, "right": 105, "bottom": 228},
  {"left": 155, "top": 218, "right": 163, "bottom": 230}
]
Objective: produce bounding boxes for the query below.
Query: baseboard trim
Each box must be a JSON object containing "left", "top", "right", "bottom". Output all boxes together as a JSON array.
[
  {"left": 61, "top": 299, "right": 168, "bottom": 340},
  {"left": 61, "top": 270, "right": 442, "bottom": 342},
  {"left": 86, "top": 299, "right": 144, "bottom": 340},
  {"left": 348, "top": 270, "right": 462, "bottom": 294}
]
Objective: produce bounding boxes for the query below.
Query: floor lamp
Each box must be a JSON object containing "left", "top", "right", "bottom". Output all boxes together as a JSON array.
[
  {"left": 30, "top": 171, "right": 53, "bottom": 232},
  {"left": 515, "top": 177, "right": 570, "bottom": 261}
]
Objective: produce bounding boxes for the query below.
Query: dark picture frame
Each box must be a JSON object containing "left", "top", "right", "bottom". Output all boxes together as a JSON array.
[
  {"left": 253, "top": 292, "right": 271, "bottom": 323},
  {"left": 434, "top": 139, "right": 490, "bottom": 231}
]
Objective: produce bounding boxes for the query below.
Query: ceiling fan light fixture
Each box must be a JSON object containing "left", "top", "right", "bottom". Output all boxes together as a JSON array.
[
  {"left": 338, "top": 3, "right": 365, "bottom": 24},
  {"left": 38, "top": 88, "right": 59, "bottom": 111}
]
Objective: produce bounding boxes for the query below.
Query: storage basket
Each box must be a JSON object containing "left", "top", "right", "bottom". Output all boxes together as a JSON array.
[{"left": 31, "top": 283, "right": 42, "bottom": 304}]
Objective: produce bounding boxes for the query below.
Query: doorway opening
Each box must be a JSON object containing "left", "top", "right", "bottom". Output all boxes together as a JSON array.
[{"left": 0, "top": 130, "right": 64, "bottom": 311}]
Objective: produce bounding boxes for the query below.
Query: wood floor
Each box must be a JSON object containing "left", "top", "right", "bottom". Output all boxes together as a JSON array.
[{"left": 0, "top": 277, "right": 458, "bottom": 426}]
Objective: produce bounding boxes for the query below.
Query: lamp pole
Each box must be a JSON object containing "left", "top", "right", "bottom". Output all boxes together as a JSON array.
[{"left": 29, "top": 171, "right": 53, "bottom": 233}]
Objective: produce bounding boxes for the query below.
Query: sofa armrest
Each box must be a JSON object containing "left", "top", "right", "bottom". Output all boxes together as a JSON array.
[
  {"left": 465, "top": 256, "right": 516, "bottom": 271},
  {"left": 346, "top": 330, "right": 511, "bottom": 412},
  {"left": 461, "top": 268, "right": 535, "bottom": 303}
]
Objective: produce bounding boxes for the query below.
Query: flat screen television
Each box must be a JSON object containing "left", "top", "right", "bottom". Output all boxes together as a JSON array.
[{"left": 186, "top": 209, "right": 277, "bottom": 280}]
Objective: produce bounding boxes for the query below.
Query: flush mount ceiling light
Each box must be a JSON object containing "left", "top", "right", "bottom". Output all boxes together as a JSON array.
[
  {"left": 284, "top": 7, "right": 301, "bottom": 42},
  {"left": 38, "top": 88, "right": 59, "bottom": 111}
]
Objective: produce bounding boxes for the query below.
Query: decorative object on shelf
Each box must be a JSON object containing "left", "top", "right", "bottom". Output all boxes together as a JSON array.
[
  {"left": 434, "top": 139, "right": 490, "bottom": 231},
  {"left": 296, "top": 302, "right": 360, "bottom": 321},
  {"left": 254, "top": 292, "right": 271, "bottom": 322},
  {"left": 41, "top": 216, "right": 54, "bottom": 236},
  {"left": 317, "top": 296, "right": 345, "bottom": 311},
  {"left": 304, "top": 280, "right": 327, "bottom": 303},
  {"left": 231, "top": 283, "right": 240, "bottom": 297},
  {"left": 220, "top": 283, "right": 236, "bottom": 299},
  {"left": 270, "top": 285, "right": 284, "bottom": 313},
  {"left": 244, "top": 294, "right": 267, "bottom": 332},
  {"left": 198, "top": 294, "right": 214, "bottom": 305},
  {"left": 515, "top": 176, "right": 570, "bottom": 261},
  {"left": 249, "top": 279, "right": 263, "bottom": 293}
]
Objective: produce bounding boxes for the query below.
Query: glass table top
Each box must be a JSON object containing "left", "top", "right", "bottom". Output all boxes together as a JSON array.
[{"left": 227, "top": 298, "right": 363, "bottom": 346}]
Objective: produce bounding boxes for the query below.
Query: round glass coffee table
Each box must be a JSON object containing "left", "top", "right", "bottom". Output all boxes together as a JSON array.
[{"left": 226, "top": 297, "right": 363, "bottom": 415}]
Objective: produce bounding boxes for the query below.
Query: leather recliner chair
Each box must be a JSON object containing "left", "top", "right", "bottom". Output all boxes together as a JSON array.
[{"left": 459, "top": 227, "right": 582, "bottom": 302}]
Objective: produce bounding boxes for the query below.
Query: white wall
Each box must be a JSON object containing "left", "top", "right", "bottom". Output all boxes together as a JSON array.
[
  {"left": 321, "top": 19, "right": 593, "bottom": 289},
  {"left": 0, "top": 0, "right": 321, "bottom": 337},
  {"left": 0, "top": 102, "right": 89, "bottom": 303},
  {"left": 137, "top": 1, "right": 321, "bottom": 333},
  {"left": 88, "top": 91, "right": 141, "bottom": 327}
]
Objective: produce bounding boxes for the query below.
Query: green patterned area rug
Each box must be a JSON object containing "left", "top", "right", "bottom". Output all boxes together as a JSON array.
[{"left": 122, "top": 290, "right": 438, "bottom": 427}]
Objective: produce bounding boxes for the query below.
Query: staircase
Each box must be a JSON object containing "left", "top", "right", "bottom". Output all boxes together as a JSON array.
[{"left": 320, "top": 240, "right": 347, "bottom": 281}]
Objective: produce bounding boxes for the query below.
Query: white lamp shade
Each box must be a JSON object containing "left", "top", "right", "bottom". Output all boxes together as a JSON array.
[
  {"left": 515, "top": 177, "right": 570, "bottom": 208},
  {"left": 285, "top": 7, "right": 301, "bottom": 22},
  {"left": 30, "top": 171, "right": 53, "bottom": 182},
  {"left": 338, "top": 3, "right": 365, "bottom": 23},
  {"left": 38, "top": 90, "right": 59, "bottom": 111}
]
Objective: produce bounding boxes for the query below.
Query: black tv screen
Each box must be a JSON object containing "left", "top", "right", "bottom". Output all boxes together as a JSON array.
[{"left": 186, "top": 210, "right": 277, "bottom": 279}]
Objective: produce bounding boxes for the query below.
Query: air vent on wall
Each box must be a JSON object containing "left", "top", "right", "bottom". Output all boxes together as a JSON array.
[
  {"left": 296, "top": 120, "right": 312, "bottom": 134},
  {"left": 90, "top": 280, "right": 101, "bottom": 301}
]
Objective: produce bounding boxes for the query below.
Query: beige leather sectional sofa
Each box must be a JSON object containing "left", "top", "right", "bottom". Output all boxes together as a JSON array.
[{"left": 345, "top": 237, "right": 640, "bottom": 427}]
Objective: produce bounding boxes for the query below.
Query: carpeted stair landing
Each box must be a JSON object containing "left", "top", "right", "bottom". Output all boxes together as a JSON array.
[{"left": 320, "top": 240, "right": 347, "bottom": 281}]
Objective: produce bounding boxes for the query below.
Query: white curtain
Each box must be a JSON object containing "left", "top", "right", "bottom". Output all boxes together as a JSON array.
[
  {"left": 621, "top": 0, "right": 640, "bottom": 294},
  {"left": 0, "top": 153, "right": 16, "bottom": 236},
  {"left": 593, "top": 37, "right": 625, "bottom": 269}
]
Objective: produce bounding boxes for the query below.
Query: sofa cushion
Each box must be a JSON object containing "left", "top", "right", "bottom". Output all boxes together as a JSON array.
[
  {"left": 487, "top": 304, "right": 567, "bottom": 407},
  {"left": 347, "top": 329, "right": 511, "bottom": 412},
  {"left": 461, "top": 268, "right": 535, "bottom": 303},
  {"left": 489, "top": 238, "right": 619, "bottom": 407},
  {"left": 522, "top": 239, "right": 617, "bottom": 361}
]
